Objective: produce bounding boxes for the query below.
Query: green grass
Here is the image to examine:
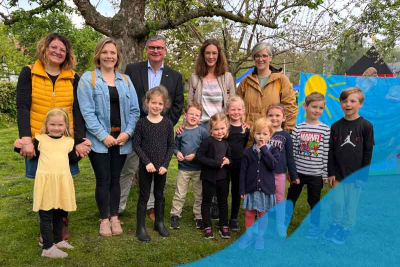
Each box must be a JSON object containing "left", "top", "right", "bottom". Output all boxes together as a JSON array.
[{"left": 0, "top": 125, "right": 328, "bottom": 266}]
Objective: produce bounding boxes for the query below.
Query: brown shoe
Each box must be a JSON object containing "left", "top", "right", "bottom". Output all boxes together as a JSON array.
[
  {"left": 62, "top": 217, "right": 70, "bottom": 241},
  {"left": 110, "top": 218, "right": 123, "bottom": 236},
  {"left": 99, "top": 220, "right": 112, "bottom": 237},
  {"left": 148, "top": 208, "right": 155, "bottom": 222}
]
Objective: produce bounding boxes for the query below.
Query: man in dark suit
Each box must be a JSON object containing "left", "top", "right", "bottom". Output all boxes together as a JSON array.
[{"left": 119, "top": 35, "right": 184, "bottom": 221}]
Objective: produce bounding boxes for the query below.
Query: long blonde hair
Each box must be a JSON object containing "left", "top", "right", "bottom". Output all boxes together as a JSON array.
[
  {"left": 40, "top": 107, "right": 71, "bottom": 137},
  {"left": 225, "top": 96, "right": 246, "bottom": 133}
]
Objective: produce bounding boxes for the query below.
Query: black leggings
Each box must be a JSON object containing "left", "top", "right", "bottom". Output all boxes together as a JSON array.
[
  {"left": 286, "top": 173, "right": 323, "bottom": 226},
  {"left": 202, "top": 179, "right": 229, "bottom": 228},
  {"left": 229, "top": 169, "right": 241, "bottom": 220},
  {"left": 89, "top": 146, "right": 127, "bottom": 219},
  {"left": 39, "top": 209, "right": 64, "bottom": 249},
  {"left": 137, "top": 163, "right": 166, "bottom": 206}
]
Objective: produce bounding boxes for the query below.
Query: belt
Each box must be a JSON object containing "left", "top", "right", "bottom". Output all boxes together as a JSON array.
[{"left": 110, "top": 127, "right": 121, "bottom": 132}]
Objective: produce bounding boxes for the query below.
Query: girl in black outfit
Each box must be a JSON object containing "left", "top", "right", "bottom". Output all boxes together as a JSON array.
[
  {"left": 225, "top": 97, "right": 249, "bottom": 231},
  {"left": 196, "top": 113, "right": 231, "bottom": 239},
  {"left": 133, "top": 86, "right": 174, "bottom": 242}
]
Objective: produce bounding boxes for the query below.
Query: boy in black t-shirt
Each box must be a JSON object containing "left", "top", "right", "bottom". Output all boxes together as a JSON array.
[{"left": 324, "top": 87, "right": 374, "bottom": 245}]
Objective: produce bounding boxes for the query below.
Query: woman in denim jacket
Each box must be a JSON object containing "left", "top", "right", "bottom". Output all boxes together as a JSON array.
[{"left": 78, "top": 38, "right": 140, "bottom": 237}]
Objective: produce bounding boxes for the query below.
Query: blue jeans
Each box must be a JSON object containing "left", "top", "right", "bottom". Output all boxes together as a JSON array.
[{"left": 25, "top": 158, "right": 79, "bottom": 178}]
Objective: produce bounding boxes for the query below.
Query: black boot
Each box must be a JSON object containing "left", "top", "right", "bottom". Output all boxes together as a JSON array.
[
  {"left": 136, "top": 203, "right": 150, "bottom": 242},
  {"left": 154, "top": 199, "right": 170, "bottom": 237}
]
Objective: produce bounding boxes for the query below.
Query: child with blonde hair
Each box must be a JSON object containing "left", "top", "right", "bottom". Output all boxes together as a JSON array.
[
  {"left": 239, "top": 117, "right": 280, "bottom": 249},
  {"left": 14, "top": 108, "right": 82, "bottom": 258},
  {"left": 225, "top": 96, "right": 249, "bottom": 231}
]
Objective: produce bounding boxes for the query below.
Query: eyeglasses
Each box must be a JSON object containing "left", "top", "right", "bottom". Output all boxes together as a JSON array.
[
  {"left": 254, "top": 54, "right": 270, "bottom": 60},
  {"left": 187, "top": 113, "right": 201, "bottom": 118},
  {"left": 147, "top": 46, "right": 165, "bottom": 51},
  {"left": 49, "top": 45, "right": 67, "bottom": 54}
]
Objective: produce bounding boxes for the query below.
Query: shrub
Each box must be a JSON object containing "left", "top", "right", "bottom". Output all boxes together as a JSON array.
[{"left": 0, "top": 81, "right": 17, "bottom": 119}]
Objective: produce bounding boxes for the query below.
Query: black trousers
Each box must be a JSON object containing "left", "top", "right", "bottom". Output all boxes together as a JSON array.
[
  {"left": 89, "top": 146, "right": 127, "bottom": 219},
  {"left": 229, "top": 168, "right": 241, "bottom": 220},
  {"left": 39, "top": 209, "right": 64, "bottom": 249},
  {"left": 202, "top": 179, "right": 229, "bottom": 228},
  {"left": 137, "top": 163, "right": 166, "bottom": 206},
  {"left": 286, "top": 173, "right": 323, "bottom": 226}
]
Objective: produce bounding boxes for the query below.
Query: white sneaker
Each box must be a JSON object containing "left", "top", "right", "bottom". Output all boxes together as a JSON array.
[
  {"left": 41, "top": 245, "right": 68, "bottom": 258},
  {"left": 55, "top": 240, "right": 74, "bottom": 249}
]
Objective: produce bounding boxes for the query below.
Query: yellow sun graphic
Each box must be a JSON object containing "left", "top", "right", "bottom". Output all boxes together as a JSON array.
[{"left": 299, "top": 74, "right": 342, "bottom": 118}]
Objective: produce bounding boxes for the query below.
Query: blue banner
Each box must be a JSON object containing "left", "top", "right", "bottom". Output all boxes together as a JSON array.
[{"left": 298, "top": 73, "right": 400, "bottom": 175}]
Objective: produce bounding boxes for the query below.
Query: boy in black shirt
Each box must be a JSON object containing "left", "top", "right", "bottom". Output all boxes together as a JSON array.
[{"left": 324, "top": 87, "right": 374, "bottom": 244}]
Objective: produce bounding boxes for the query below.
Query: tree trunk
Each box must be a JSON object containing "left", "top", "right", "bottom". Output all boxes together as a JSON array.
[{"left": 115, "top": 35, "right": 146, "bottom": 72}]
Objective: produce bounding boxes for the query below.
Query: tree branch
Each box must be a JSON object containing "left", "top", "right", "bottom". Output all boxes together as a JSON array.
[
  {"left": 139, "top": 7, "right": 277, "bottom": 37},
  {"left": 1, "top": 0, "right": 63, "bottom": 25},
  {"left": 73, "top": 0, "right": 113, "bottom": 36}
]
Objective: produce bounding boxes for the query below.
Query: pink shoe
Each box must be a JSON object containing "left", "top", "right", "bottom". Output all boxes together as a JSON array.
[
  {"left": 110, "top": 218, "right": 123, "bottom": 236},
  {"left": 99, "top": 220, "right": 112, "bottom": 237},
  {"left": 41, "top": 245, "right": 68, "bottom": 258}
]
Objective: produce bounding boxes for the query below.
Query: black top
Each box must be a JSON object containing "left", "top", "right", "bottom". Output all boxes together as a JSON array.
[
  {"left": 14, "top": 135, "right": 81, "bottom": 163},
  {"left": 108, "top": 86, "right": 121, "bottom": 127},
  {"left": 328, "top": 117, "right": 374, "bottom": 182},
  {"left": 268, "top": 130, "right": 298, "bottom": 181},
  {"left": 16, "top": 66, "right": 86, "bottom": 143},
  {"left": 196, "top": 136, "right": 231, "bottom": 183},
  {"left": 226, "top": 125, "right": 250, "bottom": 169},
  {"left": 133, "top": 117, "right": 174, "bottom": 170}
]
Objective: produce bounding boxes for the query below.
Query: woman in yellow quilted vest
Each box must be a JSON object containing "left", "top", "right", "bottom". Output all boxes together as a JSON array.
[
  {"left": 237, "top": 42, "right": 298, "bottom": 145},
  {"left": 16, "top": 32, "right": 91, "bottom": 244}
]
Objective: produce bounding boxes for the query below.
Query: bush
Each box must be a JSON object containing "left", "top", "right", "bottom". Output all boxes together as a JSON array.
[{"left": 0, "top": 81, "right": 17, "bottom": 119}]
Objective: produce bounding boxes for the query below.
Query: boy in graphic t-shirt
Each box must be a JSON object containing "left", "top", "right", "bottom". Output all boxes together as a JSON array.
[
  {"left": 324, "top": 87, "right": 374, "bottom": 245},
  {"left": 286, "top": 92, "right": 330, "bottom": 239}
]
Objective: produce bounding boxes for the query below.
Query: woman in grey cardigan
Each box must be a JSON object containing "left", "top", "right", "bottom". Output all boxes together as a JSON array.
[{"left": 188, "top": 39, "right": 235, "bottom": 128}]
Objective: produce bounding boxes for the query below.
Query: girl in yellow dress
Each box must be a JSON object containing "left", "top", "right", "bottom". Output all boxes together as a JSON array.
[{"left": 14, "top": 108, "right": 83, "bottom": 258}]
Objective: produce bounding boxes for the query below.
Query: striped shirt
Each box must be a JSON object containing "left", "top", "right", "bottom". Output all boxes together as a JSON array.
[
  {"left": 291, "top": 122, "right": 330, "bottom": 178},
  {"left": 201, "top": 78, "right": 224, "bottom": 122}
]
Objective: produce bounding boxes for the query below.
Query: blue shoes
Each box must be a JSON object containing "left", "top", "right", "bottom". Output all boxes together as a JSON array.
[
  {"left": 323, "top": 223, "right": 340, "bottom": 241},
  {"left": 332, "top": 227, "right": 351, "bottom": 245}
]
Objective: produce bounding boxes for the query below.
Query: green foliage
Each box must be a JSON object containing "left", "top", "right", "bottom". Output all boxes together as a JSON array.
[
  {"left": 327, "top": 28, "right": 367, "bottom": 75},
  {"left": 8, "top": 10, "right": 103, "bottom": 75},
  {"left": 357, "top": 0, "right": 400, "bottom": 57},
  {"left": 0, "top": 81, "right": 17, "bottom": 119},
  {"left": 0, "top": 23, "right": 30, "bottom": 79}
]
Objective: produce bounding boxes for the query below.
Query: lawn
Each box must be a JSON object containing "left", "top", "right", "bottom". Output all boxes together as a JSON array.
[{"left": 0, "top": 125, "right": 327, "bottom": 266}]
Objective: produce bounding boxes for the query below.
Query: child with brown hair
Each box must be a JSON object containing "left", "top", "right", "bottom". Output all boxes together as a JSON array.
[
  {"left": 325, "top": 87, "right": 374, "bottom": 245},
  {"left": 196, "top": 113, "right": 231, "bottom": 239},
  {"left": 287, "top": 92, "right": 330, "bottom": 239},
  {"left": 170, "top": 102, "right": 209, "bottom": 230},
  {"left": 133, "top": 86, "right": 174, "bottom": 242}
]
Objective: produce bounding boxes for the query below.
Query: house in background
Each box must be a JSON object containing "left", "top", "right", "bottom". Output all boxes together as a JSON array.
[{"left": 346, "top": 46, "right": 396, "bottom": 77}]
